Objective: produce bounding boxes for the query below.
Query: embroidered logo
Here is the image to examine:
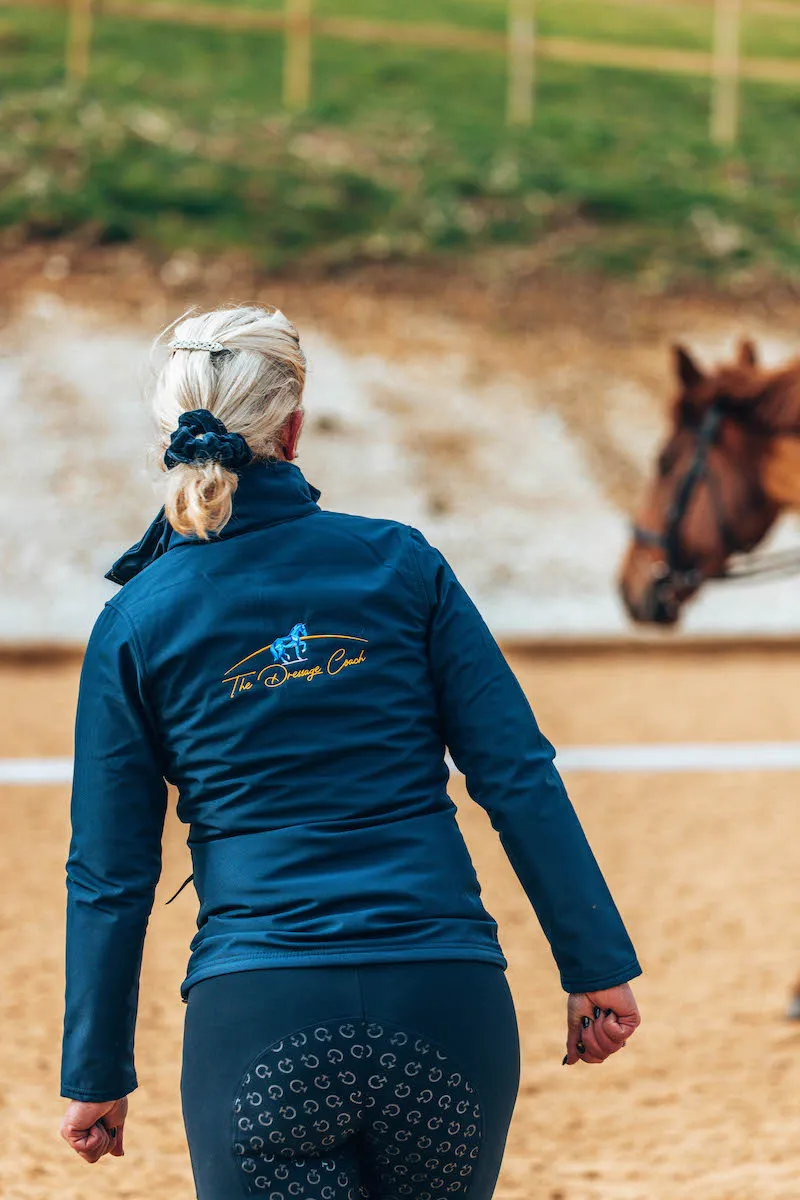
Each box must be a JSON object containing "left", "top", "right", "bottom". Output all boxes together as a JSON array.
[
  {"left": 270, "top": 623, "right": 308, "bottom": 665},
  {"left": 223, "top": 626, "right": 368, "bottom": 699}
]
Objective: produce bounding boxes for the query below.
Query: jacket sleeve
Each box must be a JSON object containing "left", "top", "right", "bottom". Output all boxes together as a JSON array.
[
  {"left": 61, "top": 602, "right": 168, "bottom": 1102},
  {"left": 410, "top": 530, "right": 641, "bottom": 994}
]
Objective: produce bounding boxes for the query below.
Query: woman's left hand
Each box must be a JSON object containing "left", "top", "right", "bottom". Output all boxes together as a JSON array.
[{"left": 60, "top": 1096, "right": 127, "bottom": 1163}]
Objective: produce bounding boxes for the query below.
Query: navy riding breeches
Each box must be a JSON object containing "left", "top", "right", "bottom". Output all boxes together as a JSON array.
[{"left": 181, "top": 961, "right": 520, "bottom": 1200}]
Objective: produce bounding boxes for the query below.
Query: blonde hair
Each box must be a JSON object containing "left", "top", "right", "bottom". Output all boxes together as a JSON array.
[{"left": 153, "top": 305, "right": 306, "bottom": 540}]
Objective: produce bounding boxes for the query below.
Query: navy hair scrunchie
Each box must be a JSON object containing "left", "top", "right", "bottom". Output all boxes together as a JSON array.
[{"left": 164, "top": 409, "right": 253, "bottom": 472}]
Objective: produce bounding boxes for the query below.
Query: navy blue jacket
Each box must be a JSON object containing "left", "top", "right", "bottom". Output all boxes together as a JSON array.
[{"left": 62, "top": 461, "right": 640, "bottom": 1102}]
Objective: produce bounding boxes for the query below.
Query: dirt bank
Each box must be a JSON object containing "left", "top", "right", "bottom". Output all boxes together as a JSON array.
[{"left": 4, "top": 243, "right": 800, "bottom": 641}]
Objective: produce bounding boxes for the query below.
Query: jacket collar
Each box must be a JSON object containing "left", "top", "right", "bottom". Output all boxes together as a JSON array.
[{"left": 106, "top": 461, "right": 321, "bottom": 586}]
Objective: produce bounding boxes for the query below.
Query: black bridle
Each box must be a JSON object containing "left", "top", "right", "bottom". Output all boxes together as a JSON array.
[{"left": 632, "top": 401, "right": 800, "bottom": 618}]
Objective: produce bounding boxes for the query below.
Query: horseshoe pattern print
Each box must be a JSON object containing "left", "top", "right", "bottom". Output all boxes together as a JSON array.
[{"left": 233, "top": 1019, "right": 483, "bottom": 1199}]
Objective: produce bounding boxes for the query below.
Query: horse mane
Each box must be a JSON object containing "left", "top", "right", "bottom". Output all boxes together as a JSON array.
[
  {"left": 676, "top": 343, "right": 800, "bottom": 435},
  {"left": 752, "top": 360, "right": 800, "bottom": 432}
]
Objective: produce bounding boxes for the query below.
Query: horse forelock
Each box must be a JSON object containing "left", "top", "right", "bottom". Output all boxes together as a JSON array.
[{"left": 673, "top": 354, "right": 800, "bottom": 428}]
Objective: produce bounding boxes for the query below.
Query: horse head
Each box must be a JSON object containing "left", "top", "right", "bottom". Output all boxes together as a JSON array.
[{"left": 618, "top": 339, "right": 800, "bottom": 625}]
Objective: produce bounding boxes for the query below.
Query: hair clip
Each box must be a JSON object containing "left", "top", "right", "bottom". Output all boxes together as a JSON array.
[{"left": 169, "top": 338, "right": 226, "bottom": 353}]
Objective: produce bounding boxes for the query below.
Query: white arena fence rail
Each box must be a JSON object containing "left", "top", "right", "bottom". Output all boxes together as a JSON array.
[
  {"left": 8, "top": 744, "right": 800, "bottom": 785},
  {"left": 2, "top": 0, "right": 800, "bottom": 144}
]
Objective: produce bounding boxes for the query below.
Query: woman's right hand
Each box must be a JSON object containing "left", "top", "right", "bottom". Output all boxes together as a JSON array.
[
  {"left": 564, "top": 982, "right": 641, "bottom": 1066},
  {"left": 59, "top": 1096, "right": 127, "bottom": 1163}
]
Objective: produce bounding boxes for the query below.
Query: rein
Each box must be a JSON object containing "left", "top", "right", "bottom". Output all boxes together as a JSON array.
[
  {"left": 724, "top": 546, "right": 800, "bottom": 582},
  {"left": 632, "top": 402, "right": 800, "bottom": 604}
]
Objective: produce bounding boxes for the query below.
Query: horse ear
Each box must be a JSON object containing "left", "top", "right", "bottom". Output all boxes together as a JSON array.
[
  {"left": 673, "top": 344, "right": 704, "bottom": 389},
  {"left": 738, "top": 338, "right": 758, "bottom": 368}
]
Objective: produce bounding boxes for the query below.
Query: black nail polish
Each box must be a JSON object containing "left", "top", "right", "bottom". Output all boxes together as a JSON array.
[
  {"left": 577, "top": 1041, "right": 585, "bottom": 1054},
  {"left": 581, "top": 1015, "right": 591, "bottom": 1028},
  {"left": 562, "top": 1055, "right": 569, "bottom": 1066},
  {"left": 593, "top": 1006, "right": 602, "bottom": 1019},
  {"left": 109, "top": 1127, "right": 118, "bottom": 1138},
  {"left": 604, "top": 1009, "right": 612, "bottom": 1016}
]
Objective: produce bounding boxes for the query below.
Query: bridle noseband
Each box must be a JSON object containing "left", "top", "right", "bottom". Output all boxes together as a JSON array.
[
  {"left": 632, "top": 395, "right": 800, "bottom": 619},
  {"left": 632, "top": 404, "right": 739, "bottom": 603}
]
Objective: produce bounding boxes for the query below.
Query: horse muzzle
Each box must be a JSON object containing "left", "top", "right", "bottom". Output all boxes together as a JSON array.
[{"left": 619, "top": 554, "right": 700, "bottom": 627}]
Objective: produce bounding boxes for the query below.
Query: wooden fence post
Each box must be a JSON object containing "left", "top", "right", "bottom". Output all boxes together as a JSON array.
[
  {"left": 284, "top": 0, "right": 312, "bottom": 112},
  {"left": 67, "top": 0, "right": 94, "bottom": 86},
  {"left": 711, "top": 0, "right": 742, "bottom": 145},
  {"left": 507, "top": 0, "right": 536, "bottom": 125}
]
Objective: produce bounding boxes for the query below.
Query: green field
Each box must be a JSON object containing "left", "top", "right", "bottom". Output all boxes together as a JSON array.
[{"left": 2, "top": 0, "right": 800, "bottom": 285}]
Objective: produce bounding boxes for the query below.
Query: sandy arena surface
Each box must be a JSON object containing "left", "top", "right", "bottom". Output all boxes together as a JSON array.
[{"left": 2, "top": 647, "right": 800, "bottom": 1200}]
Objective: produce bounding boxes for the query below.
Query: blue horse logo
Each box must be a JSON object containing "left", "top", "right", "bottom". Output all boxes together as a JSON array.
[{"left": 271, "top": 623, "right": 308, "bottom": 665}]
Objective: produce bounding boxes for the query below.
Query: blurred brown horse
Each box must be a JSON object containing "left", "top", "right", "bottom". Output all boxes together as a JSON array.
[
  {"left": 620, "top": 340, "right": 800, "bottom": 626},
  {"left": 620, "top": 340, "right": 800, "bottom": 1017}
]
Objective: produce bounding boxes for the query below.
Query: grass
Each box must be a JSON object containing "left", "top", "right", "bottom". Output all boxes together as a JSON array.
[{"left": 2, "top": 0, "right": 800, "bottom": 286}]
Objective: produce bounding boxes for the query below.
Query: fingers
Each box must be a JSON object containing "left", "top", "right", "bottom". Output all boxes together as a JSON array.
[
  {"left": 564, "top": 1020, "right": 583, "bottom": 1066},
  {"left": 60, "top": 1116, "right": 113, "bottom": 1164},
  {"left": 564, "top": 997, "right": 634, "bottom": 1067},
  {"left": 602, "top": 1011, "right": 635, "bottom": 1043},
  {"left": 103, "top": 1097, "right": 127, "bottom": 1158},
  {"left": 579, "top": 1012, "right": 623, "bottom": 1063},
  {"left": 574, "top": 1014, "right": 604, "bottom": 1064},
  {"left": 107, "top": 1116, "right": 125, "bottom": 1158},
  {"left": 588, "top": 984, "right": 642, "bottom": 1035},
  {"left": 581, "top": 983, "right": 643, "bottom": 1063},
  {"left": 89, "top": 1122, "right": 113, "bottom": 1163},
  {"left": 564, "top": 992, "right": 593, "bottom": 1065},
  {"left": 59, "top": 1098, "right": 127, "bottom": 1164}
]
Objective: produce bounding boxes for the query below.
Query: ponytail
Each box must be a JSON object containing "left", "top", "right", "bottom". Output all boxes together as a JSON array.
[
  {"left": 153, "top": 305, "right": 306, "bottom": 540},
  {"left": 164, "top": 461, "right": 238, "bottom": 541}
]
